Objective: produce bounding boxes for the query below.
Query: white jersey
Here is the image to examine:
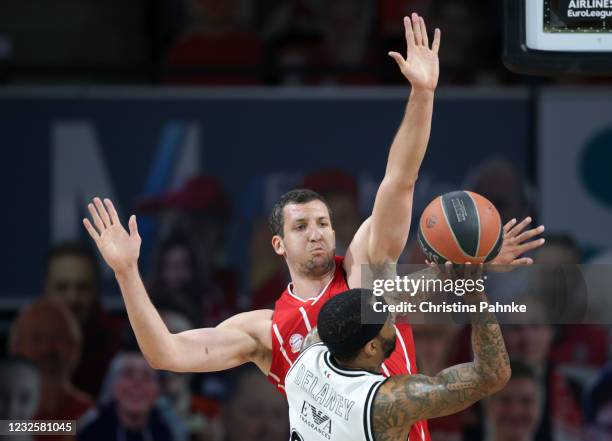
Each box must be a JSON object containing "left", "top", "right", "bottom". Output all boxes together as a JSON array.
[{"left": 285, "top": 342, "right": 386, "bottom": 441}]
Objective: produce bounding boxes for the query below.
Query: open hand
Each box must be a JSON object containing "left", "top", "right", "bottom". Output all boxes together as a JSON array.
[
  {"left": 488, "top": 217, "right": 545, "bottom": 271},
  {"left": 83, "top": 197, "right": 141, "bottom": 275},
  {"left": 388, "top": 13, "right": 441, "bottom": 91}
]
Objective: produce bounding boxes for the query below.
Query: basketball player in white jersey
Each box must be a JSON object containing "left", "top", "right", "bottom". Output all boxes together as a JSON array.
[{"left": 286, "top": 264, "right": 511, "bottom": 441}]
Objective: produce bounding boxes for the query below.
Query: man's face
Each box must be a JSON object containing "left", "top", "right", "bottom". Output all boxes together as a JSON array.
[
  {"left": 587, "top": 402, "right": 612, "bottom": 441},
  {"left": 487, "top": 377, "right": 540, "bottom": 441},
  {"left": 113, "top": 354, "right": 159, "bottom": 417},
  {"left": 161, "top": 245, "right": 194, "bottom": 291},
  {"left": 45, "top": 255, "right": 98, "bottom": 325},
  {"left": 274, "top": 201, "right": 336, "bottom": 277},
  {"left": 12, "top": 309, "right": 79, "bottom": 379},
  {"left": 0, "top": 365, "right": 40, "bottom": 419},
  {"left": 224, "top": 370, "right": 288, "bottom": 441},
  {"left": 503, "top": 324, "right": 553, "bottom": 369}
]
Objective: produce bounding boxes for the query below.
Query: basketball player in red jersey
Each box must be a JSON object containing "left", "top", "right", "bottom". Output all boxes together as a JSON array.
[{"left": 83, "top": 13, "right": 545, "bottom": 441}]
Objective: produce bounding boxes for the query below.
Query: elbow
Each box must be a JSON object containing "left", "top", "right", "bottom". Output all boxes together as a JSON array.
[
  {"left": 483, "top": 364, "right": 512, "bottom": 395},
  {"left": 383, "top": 174, "right": 418, "bottom": 192},
  {"left": 144, "top": 354, "right": 167, "bottom": 371}
]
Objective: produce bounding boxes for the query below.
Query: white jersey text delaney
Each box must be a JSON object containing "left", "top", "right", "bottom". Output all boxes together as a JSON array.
[{"left": 285, "top": 343, "right": 386, "bottom": 441}]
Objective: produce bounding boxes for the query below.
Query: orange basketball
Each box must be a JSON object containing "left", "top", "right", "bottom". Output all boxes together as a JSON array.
[{"left": 418, "top": 191, "right": 503, "bottom": 264}]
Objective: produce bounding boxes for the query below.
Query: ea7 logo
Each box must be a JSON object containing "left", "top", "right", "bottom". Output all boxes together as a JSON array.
[{"left": 301, "top": 402, "right": 331, "bottom": 434}]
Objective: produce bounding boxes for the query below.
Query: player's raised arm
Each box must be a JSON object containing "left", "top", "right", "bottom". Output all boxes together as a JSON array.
[
  {"left": 83, "top": 197, "right": 272, "bottom": 373},
  {"left": 372, "top": 265, "right": 511, "bottom": 439},
  {"left": 347, "top": 14, "right": 441, "bottom": 269}
]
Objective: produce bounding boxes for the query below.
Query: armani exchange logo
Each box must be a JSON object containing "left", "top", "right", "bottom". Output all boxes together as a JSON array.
[{"left": 301, "top": 401, "right": 332, "bottom": 438}]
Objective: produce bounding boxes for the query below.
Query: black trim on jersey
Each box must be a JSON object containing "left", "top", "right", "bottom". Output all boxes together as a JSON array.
[
  {"left": 369, "top": 377, "right": 392, "bottom": 441},
  {"left": 323, "top": 352, "right": 369, "bottom": 377},
  {"left": 285, "top": 342, "right": 325, "bottom": 378},
  {"left": 363, "top": 379, "right": 385, "bottom": 441}
]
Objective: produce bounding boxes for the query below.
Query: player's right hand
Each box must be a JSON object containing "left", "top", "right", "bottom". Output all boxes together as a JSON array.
[{"left": 83, "top": 197, "right": 141, "bottom": 275}]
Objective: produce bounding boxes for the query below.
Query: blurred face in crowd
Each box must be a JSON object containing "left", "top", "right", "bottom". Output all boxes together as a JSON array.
[
  {"left": 113, "top": 354, "right": 159, "bottom": 419},
  {"left": 0, "top": 363, "right": 40, "bottom": 419},
  {"left": 503, "top": 301, "right": 553, "bottom": 371},
  {"left": 10, "top": 302, "right": 81, "bottom": 380},
  {"left": 472, "top": 164, "right": 525, "bottom": 224},
  {"left": 273, "top": 200, "right": 336, "bottom": 278},
  {"left": 224, "top": 369, "right": 288, "bottom": 441},
  {"left": 161, "top": 244, "right": 195, "bottom": 292},
  {"left": 486, "top": 377, "right": 540, "bottom": 441},
  {"left": 503, "top": 324, "right": 554, "bottom": 370},
  {"left": 586, "top": 402, "right": 612, "bottom": 441},
  {"left": 45, "top": 254, "right": 98, "bottom": 325},
  {"left": 412, "top": 325, "right": 457, "bottom": 376}
]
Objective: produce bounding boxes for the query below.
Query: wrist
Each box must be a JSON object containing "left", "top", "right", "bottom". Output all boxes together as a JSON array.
[
  {"left": 410, "top": 87, "right": 436, "bottom": 97},
  {"left": 115, "top": 263, "right": 139, "bottom": 281}
]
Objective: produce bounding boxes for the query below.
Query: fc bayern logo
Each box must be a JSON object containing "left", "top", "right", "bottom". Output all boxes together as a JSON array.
[{"left": 289, "top": 333, "right": 304, "bottom": 353}]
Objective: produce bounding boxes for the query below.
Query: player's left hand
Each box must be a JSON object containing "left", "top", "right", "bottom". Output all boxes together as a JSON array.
[
  {"left": 388, "top": 13, "right": 440, "bottom": 92},
  {"left": 488, "top": 217, "right": 546, "bottom": 271}
]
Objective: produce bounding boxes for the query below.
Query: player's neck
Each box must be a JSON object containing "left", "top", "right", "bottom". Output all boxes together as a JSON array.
[{"left": 289, "top": 265, "right": 336, "bottom": 300}]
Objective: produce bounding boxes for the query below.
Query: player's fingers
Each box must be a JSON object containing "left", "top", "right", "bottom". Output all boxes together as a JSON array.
[
  {"left": 83, "top": 218, "right": 100, "bottom": 242},
  {"left": 513, "top": 257, "right": 534, "bottom": 265},
  {"left": 503, "top": 218, "right": 517, "bottom": 234},
  {"left": 419, "top": 16, "right": 429, "bottom": 47},
  {"left": 432, "top": 28, "right": 441, "bottom": 54},
  {"left": 128, "top": 215, "right": 140, "bottom": 238},
  {"left": 516, "top": 238, "right": 546, "bottom": 255},
  {"left": 508, "top": 216, "right": 532, "bottom": 237},
  {"left": 404, "top": 16, "right": 415, "bottom": 52},
  {"left": 88, "top": 202, "right": 106, "bottom": 233},
  {"left": 94, "top": 197, "right": 111, "bottom": 228},
  {"left": 412, "top": 13, "right": 422, "bottom": 46},
  {"left": 388, "top": 51, "right": 405, "bottom": 68},
  {"left": 515, "top": 225, "right": 545, "bottom": 244},
  {"left": 104, "top": 198, "right": 120, "bottom": 226}
]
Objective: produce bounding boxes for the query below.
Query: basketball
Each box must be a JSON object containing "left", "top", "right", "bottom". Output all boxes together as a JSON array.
[{"left": 418, "top": 191, "right": 503, "bottom": 264}]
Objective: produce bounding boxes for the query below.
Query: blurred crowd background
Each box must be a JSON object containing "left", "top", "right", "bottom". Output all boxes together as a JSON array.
[
  {"left": 1, "top": 0, "right": 612, "bottom": 441},
  {"left": 0, "top": 0, "right": 606, "bottom": 86}
]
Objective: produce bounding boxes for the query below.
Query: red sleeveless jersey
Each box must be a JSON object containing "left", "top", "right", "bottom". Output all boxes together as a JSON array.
[{"left": 269, "top": 256, "right": 430, "bottom": 441}]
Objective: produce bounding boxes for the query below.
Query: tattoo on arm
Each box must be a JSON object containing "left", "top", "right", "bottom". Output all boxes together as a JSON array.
[{"left": 372, "top": 294, "right": 510, "bottom": 441}]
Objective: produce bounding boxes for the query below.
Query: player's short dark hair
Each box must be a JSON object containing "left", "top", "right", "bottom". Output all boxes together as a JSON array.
[
  {"left": 317, "top": 289, "right": 388, "bottom": 363},
  {"left": 268, "top": 189, "right": 332, "bottom": 237},
  {"left": 45, "top": 240, "right": 100, "bottom": 283},
  {"left": 584, "top": 363, "right": 612, "bottom": 424}
]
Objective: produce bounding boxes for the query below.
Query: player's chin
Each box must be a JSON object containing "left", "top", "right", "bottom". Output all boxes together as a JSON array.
[{"left": 305, "top": 255, "right": 334, "bottom": 274}]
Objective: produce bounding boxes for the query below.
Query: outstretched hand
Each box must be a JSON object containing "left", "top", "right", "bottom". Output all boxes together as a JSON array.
[
  {"left": 83, "top": 197, "right": 141, "bottom": 275},
  {"left": 488, "top": 217, "right": 545, "bottom": 271},
  {"left": 388, "top": 13, "right": 441, "bottom": 92}
]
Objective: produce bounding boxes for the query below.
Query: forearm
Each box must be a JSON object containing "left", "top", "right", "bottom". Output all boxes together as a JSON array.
[
  {"left": 384, "top": 89, "right": 434, "bottom": 184},
  {"left": 466, "top": 293, "right": 511, "bottom": 390},
  {"left": 115, "top": 266, "right": 175, "bottom": 368}
]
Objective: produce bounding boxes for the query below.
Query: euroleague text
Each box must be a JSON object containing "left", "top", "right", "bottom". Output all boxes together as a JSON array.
[{"left": 372, "top": 275, "right": 486, "bottom": 297}]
